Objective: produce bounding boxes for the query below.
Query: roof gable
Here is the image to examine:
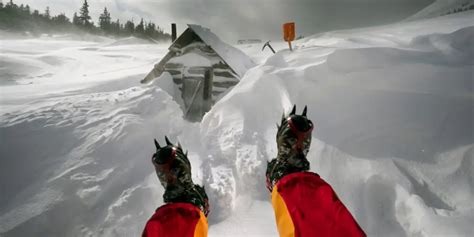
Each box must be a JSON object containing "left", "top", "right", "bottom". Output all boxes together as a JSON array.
[
  {"left": 172, "top": 24, "right": 256, "bottom": 78},
  {"left": 170, "top": 28, "right": 202, "bottom": 50}
]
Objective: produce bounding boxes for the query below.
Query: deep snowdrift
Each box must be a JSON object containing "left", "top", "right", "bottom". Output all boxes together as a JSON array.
[
  {"left": 1, "top": 13, "right": 473, "bottom": 236},
  {"left": 200, "top": 13, "right": 473, "bottom": 236}
]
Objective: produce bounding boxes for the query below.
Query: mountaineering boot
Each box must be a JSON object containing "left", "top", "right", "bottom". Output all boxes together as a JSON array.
[
  {"left": 152, "top": 136, "right": 209, "bottom": 216},
  {"left": 266, "top": 105, "right": 314, "bottom": 192}
]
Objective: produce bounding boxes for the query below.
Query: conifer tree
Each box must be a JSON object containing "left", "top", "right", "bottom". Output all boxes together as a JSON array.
[
  {"left": 145, "top": 22, "right": 155, "bottom": 38},
  {"left": 44, "top": 6, "right": 50, "bottom": 19},
  {"left": 114, "top": 19, "right": 121, "bottom": 35},
  {"left": 79, "top": 0, "right": 91, "bottom": 26},
  {"left": 124, "top": 20, "right": 135, "bottom": 35},
  {"left": 53, "top": 13, "right": 69, "bottom": 25},
  {"left": 135, "top": 18, "right": 145, "bottom": 35},
  {"left": 99, "top": 7, "right": 111, "bottom": 32},
  {"left": 6, "top": 0, "right": 15, "bottom": 9},
  {"left": 73, "top": 12, "right": 81, "bottom": 26},
  {"left": 32, "top": 9, "right": 40, "bottom": 18}
]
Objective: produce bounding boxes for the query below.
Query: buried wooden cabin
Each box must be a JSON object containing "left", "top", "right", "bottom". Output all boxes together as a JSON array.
[{"left": 141, "top": 24, "right": 255, "bottom": 121}]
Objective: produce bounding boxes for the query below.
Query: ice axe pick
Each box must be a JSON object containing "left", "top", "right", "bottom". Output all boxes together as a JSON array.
[{"left": 262, "top": 41, "right": 276, "bottom": 54}]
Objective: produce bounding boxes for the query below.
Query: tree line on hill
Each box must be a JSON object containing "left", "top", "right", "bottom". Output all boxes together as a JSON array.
[
  {"left": 0, "top": 0, "right": 171, "bottom": 41},
  {"left": 441, "top": 2, "right": 474, "bottom": 16}
]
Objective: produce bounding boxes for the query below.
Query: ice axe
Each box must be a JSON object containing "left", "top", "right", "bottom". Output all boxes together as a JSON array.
[{"left": 262, "top": 41, "right": 276, "bottom": 54}]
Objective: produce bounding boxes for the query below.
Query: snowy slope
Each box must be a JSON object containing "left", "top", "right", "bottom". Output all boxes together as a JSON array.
[
  {"left": 0, "top": 34, "right": 168, "bottom": 107},
  {"left": 407, "top": 0, "right": 474, "bottom": 20},
  {"left": 1, "top": 12, "right": 474, "bottom": 237}
]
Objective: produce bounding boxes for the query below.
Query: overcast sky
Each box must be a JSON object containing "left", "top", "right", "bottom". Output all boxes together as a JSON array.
[{"left": 9, "top": 0, "right": 434, "bottom": 42}]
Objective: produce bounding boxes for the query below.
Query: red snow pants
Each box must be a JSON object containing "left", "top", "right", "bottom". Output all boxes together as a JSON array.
[
  {"left": 142, "top": 203, "right": 208, "bottom": 237},
  {"left": 143, "top": 172, "right": 365, "bottom": 237},
  {"left": 271, "top": 172, "right": 366, "bottom": 237}
]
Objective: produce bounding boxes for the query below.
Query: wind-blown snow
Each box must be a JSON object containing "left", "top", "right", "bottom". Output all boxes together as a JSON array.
[{"left": 1, "top": 12, "right": 473, "bottom": 237}]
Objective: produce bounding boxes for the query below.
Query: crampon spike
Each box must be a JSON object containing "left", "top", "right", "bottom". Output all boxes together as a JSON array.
[
  {"left": 290, "top": 105, "right": 296, "bottom": 115},
  {"left": 154, "top": 139, "right": 161, "bottom": 150}
]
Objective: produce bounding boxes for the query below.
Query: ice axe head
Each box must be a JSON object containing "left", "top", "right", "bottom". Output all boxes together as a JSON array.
[
  {"left": 262, "top": 40, "right": 276, "bottom": 54},
  {"left": 262, "top": 41, "right": 270, "bottom": 51}
]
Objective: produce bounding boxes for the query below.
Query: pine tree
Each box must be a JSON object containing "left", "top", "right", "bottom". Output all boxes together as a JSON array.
[
  {"left": 6, "top": 0, "right": 15, "bottom": 9},
  {"left": 114, "top": 19, "right": 121, "bottom": 35},
  {"left": 73, "top": 12, "right": 81, "bottom": 26},
  {"left": 124, "top": 20, "right": 135, "bottom": 35},
  {"left": 44, "top": 6, "right": 50, "bottom": 19},
  {"left": 145, "top": 22, "right": 156, "bottom": 38},
  {"left": 135, "top": 18, "right": 144, "bottom": 35},
  {"left": 99, "top": 7, "right": 111, "bottom": 32},
  {"left": 79, "top": 0, "right": 91, "bottom": 26},
  {"left": 53, "top": 13, "right": 69, "bottom": 25},
  {"left": 32, "top": 9, "right": 40, "bottom": 18}
]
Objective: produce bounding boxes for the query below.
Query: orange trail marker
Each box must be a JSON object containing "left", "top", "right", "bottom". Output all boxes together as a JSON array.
[{"left": 283, "top": 22, "right": 295, "bottom": 51}]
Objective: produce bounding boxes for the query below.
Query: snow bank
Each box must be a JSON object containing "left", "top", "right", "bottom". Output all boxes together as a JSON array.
[
  {"left": 104, "top": 37, "right": 154, "bottom": 47},
  {"left": 234, "top": 41, "right": 288, "bottom": 65},
  {"left": 0, "top": 75, "right": 196, "bottom": 236},
  {"left": 199, "top": 13, "right": 474, "bottom": 236}
]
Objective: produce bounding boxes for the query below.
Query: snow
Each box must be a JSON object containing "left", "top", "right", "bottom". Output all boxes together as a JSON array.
[
  {"left": 1, "top": 13, "right": 474, "bottom": 237},
  {"left": 168, "top": 52, "right": 213, "bottom": 67},
  {"left": 0, "top": 35, "right": 169, "bottom": 108},
  {"left": 235, "top": 41, "right": 288, "bottom": 65}
]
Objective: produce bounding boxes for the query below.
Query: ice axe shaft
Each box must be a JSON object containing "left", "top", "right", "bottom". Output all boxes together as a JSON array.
[{"left": 262, "top": 41, "right": 276, "bottom": 54}]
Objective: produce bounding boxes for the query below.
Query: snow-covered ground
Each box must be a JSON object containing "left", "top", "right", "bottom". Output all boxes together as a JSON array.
[{"left": 1, "top": 11, "right": 473, "bottom": 237}]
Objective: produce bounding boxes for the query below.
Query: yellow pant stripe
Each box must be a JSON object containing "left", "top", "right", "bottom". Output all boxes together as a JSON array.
[
  {"left": 193, "top": 211, "right": 208, "bottom": 237},
  {"left": 271, "top": 185, "right": 295, "bottom": 237}
]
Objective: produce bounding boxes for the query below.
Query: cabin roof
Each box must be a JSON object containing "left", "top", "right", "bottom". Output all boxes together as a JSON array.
[{"left": 170, "top": 24, "right": 256, "bottom": 78}]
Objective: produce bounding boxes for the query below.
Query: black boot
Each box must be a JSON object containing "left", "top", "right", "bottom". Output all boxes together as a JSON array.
[
  {"left": 152, "top": 137, "right": 209, "bottom": 216},
  {"left": 266, "top": 105, "right": 313, "bottom": 192}
]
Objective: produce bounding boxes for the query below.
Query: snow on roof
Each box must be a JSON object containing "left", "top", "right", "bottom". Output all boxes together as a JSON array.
[
  {"left": 187, "top": 24, "right": 256, "bottom": 78},
  {"left": 168, "top": 52, "right": 212, "bottom": 67}
]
